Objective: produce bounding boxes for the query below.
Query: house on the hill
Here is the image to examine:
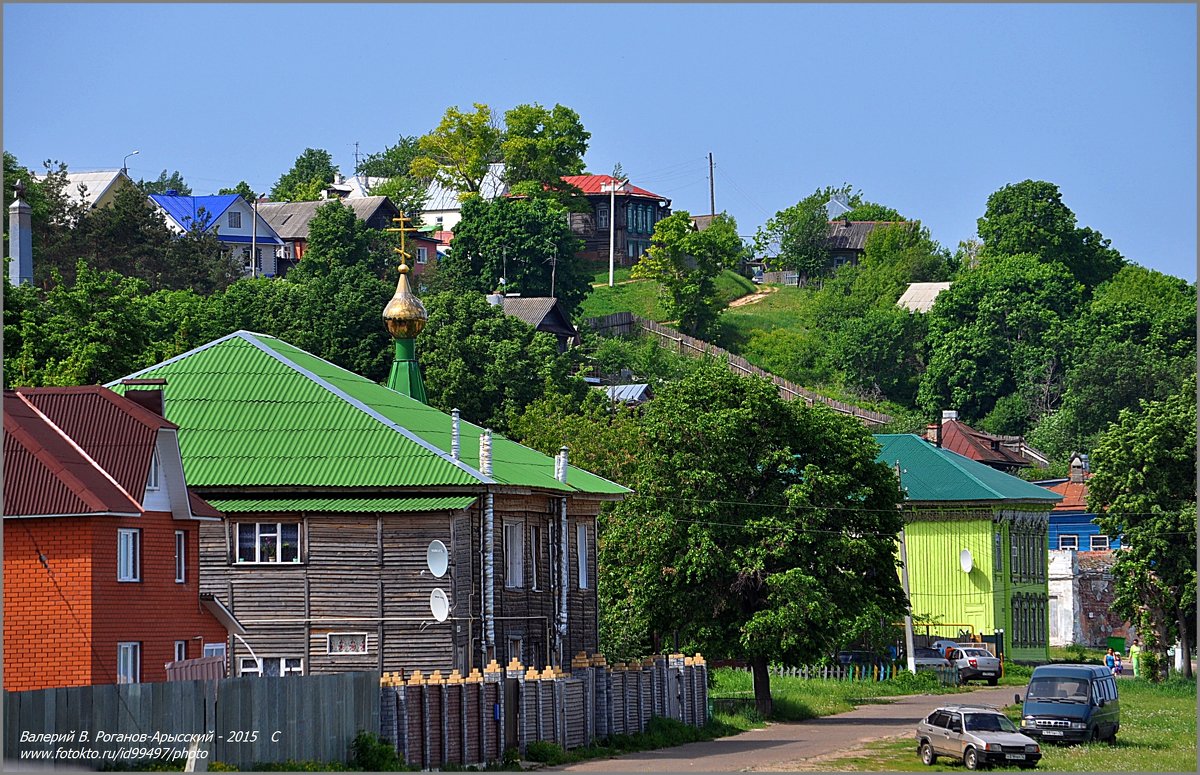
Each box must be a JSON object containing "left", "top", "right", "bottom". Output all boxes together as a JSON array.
[
  {"left": 924, "top": 411, "right": 1047, "bottom": 473},
  {"left": 109, "top": 265, "right": 626, "bottom": 678},
  {"left": 826, "top": 219, "right": 910, "bottom": 269},
  {"left": 149, "top": 192, "right": 285, "bottom": 277},
  {"left": 36, "top": 169, "right": 139, "bottom": 211},
  {"left": 562, "top": 175, "right": 672, "bottom": 266},
  {"left": 875, "top": 434, "right": 1060, "bottom": 663},
  {"left": 897, "top": 282, "right": 953, "bottom": 313},
  {"left": 491, "top": 295, "right": 581, "bottom": 352},
  {"left": 420, "top": 162, "right": 510, "bottom": 233},
  {"left": 3, "top": 386, "right": 236, "bottom": 691}
]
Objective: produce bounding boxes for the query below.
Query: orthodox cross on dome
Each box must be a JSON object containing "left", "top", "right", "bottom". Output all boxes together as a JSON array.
[{"left": 381, "top": 213, "right": 428, "bottom": 403}]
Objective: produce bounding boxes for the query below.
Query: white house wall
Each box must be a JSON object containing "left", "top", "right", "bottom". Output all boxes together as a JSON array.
[{"left": 1048, "top": 549, "right": 1080, "bottom": 646}]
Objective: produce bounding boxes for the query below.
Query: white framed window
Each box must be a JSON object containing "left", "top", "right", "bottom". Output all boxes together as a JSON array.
[
  {"left": 228, "top": 210, "right": 242, "bottom": 229},
  {"left": 242, "top": 657, "right": 302, "bottom": 677},
  {"left": 328, "top": 633, "right": 368, "bottom": 655},
  {"left": 597, "top": 204, "right": 609, "bottom": 229},
  {"left": 236, "top": 522, "right": 301, "bottom": 563},
  {"left": 240, "top": 657, "right": 262, "bottom": 677},
  {"left": 174, "top": 640, "right": 187, "bottom": 663},
  {"left": 504, "top": 521, "right": 524, "bottom": 588},
  {"left": 530, "top": 525, "right": 542, "bottom": 591},
  {"left": 1059, "top": 534, "right": 1078, "bottom": 551},
  {"left": 118, "top": 528, "right": 141, "bottom": 582},
  {"left": 416, "top": 246, "right": 428, "bottom": 265},
  {"left": 203, "top": 643, "right": 226, "bottom": 659},
  {"left": 118, "top": 642, "right": 141, "bottom": 684},
  {"left": 145, "top": 450, "right": 160, "bottom": 490},
  {"left": 1090, "top": 534, "right": 1110, "bottom": 551},
  {"left": 175, "top": 530, "right": 186, "bottom": 583},
  {"left": 576, "top": 523, "right": 589, "bottom": 589}
]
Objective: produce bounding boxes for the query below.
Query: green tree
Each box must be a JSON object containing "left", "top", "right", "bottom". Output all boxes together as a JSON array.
[
  {"left": 358, "top": 135, "right": 425, "bottom": 178},
  {"left": 434, "top": 196, "right": 588, "bottom": 314},
  {"left": 218, "top": 181, "right": 259, "bottom": 201},
  {"left": 293, "top": 263, "right": 395, "bottom": 383},
  {"left": 632, "top": 211, "right": 742, "bottom": 337},
  {"left": 1089, "top": 390, "right": 1196, "bottom": 681},
  {"left": 368, "top": 175, "right": 429, "bottom": 227},
  {"left": 136, "top": 169, "right": 192, "bottom": 195},
  {"left": 976, "top": 179, "right": 1124, "bottom": 290},
  {"left": 290, "top": 200, "right": 375, "bottom": 278},
  {"left": 270, "top": 148, "right": 339, "bottom": 201},
  {"left": 411, "top": 104, "right": 503, "bottom": 196},
  {"left": 835, "top": 306, "right": 928, "bottom": 405},
  {"left": 417, "top": 291, "right": 585, "bottom": 434},
  {"left": 601, "top": 362, "right": 906, "bottom": 715},
  {"left": 917, "top": 254, "right": 1082, "bottom": 428},
  {"left": 502, "top": 102, "right": 590, "bottom": 207},
  {"left": 755, "top": 186, "right": 842, "bottom": 285},
  {"left": 842, "top": 202, "right": 903, "bottom": 221}
]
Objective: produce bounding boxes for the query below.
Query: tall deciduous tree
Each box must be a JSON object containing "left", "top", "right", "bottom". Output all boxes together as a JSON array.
[
  {"left": 218, "top": 181, "right": 259, "bottom": 202},
  {"left": 358, "top": 135, "right": 425, "bottom": 178},
  {"left": 601, "top": 362, "right": 906, "bottom": 716},
  {"left": 917, "top": 253, "right": 1082, "bottom": 428},
  {"left": 632, "top": 211, "right": 742, "bottom": 337},
  {"left": 1089, "top": 390, "right": 1196, "bottom": 681},
  {"left": 270, "top": 148, "right": 339, "bottom": 201},
  {"left": 290, "top": 200, "right": 375, "bottom": 278},
  {"left": 434, "top": 196, "right": 588, "bottom": 314},
  {"left": 502, "top": 102, "right": 590, "bottom": 207},
  {"left": 411, "top": 104, "right": 503, "bottom": 196},
  {"left": 976, "top": 179, "right": 1124, "bottom": 290}
]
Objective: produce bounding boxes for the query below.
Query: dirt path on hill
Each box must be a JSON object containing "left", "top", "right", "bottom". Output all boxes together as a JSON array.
[{"left": 727, "top": 285, "right": 777, "bottom": 308}]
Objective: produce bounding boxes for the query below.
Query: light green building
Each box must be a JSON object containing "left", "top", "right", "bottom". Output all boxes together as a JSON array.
[{"left": 875, "top": 434, "right": 1061, "bottom": 663}]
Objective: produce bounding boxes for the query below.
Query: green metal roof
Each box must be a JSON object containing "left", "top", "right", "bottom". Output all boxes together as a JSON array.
[
  {"left": 204, "top": 496, "right": 477, "bottom": 513},
  {"left": 108, "top": 332, "right": 627, "bottom": 496},
  {"left": 874, "top": 434, "right": 1062, "bottom": 505}
]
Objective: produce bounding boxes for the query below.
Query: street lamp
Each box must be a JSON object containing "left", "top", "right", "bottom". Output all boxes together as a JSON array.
[{"left": 122, "top": 150, "right": 140, "bottom": 176}]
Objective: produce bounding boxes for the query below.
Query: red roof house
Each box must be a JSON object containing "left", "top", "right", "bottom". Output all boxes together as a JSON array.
[
  {"left": 925, "top": 414, "right": 1039, "bottom": 474},
  {"left": 3, "top": 385, "right": 236, "bottom": 691},
  {"left": 559, "top": 174, "right": 672, "bottom": 266}
]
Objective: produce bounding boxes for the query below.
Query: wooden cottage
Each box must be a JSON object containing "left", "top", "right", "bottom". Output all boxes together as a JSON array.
[
  {"left": 875, "top": 434, "right": 1061, "bottom": 663},
  {"left": 109, "top": 265, "right": 626, "bottom": 678}
]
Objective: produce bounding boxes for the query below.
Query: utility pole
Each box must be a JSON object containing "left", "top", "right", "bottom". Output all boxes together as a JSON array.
[
  {"left": 549, "top": 247, "right": 557, "bottom": 298},
  {"left": 708, "top": 152, "right": 716, "bottom": 217},
  {"left": 896, "top": 461, "right": 917, "bottom": 674},
  {"left": 251, "top": 197, "right": 258, "bottom": 279},
  {"left": 606, "top": 172, "right": 627, "bottom": 288}
]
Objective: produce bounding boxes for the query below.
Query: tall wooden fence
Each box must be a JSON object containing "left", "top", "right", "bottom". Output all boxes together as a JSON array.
[
  {"left": 3, "top": 671, "right": 379, "bottom": 769},
  {"left": 380, "top": 653, "right": 709, "bottom": 769},
  {"left": 585, "top": 312, "right": 892, "bottom": 427}
]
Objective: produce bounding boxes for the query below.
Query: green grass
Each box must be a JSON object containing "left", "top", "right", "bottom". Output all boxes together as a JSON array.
[
  {"left": 801, "top": 677, "right": 1196, "bottom": 771},
  {"left": 716, "top": 285, "right": 814, "bottom": 344},
  {"left": 578, "top": 269, "right": 755, "bottom": 323}
]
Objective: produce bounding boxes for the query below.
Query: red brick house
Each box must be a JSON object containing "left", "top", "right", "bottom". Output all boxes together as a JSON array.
[{"left": 2, "top": 385, "right": 236, "bottom": 691}]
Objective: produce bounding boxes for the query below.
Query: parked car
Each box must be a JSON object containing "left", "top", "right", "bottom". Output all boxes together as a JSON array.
[
  {"left": 916, "top": 704, "right": 1041, "bottom": 770},
  {"left": 1016, "top": 664, "right": 1119, "bottom": 743},
  {"left": 948, "top": 646, "right": 1002, "bottom": 685},
  {"left": 912, "top": 647, "right": 952, "bottom": 670},
  {"left": 837, "top": 650, "right": 882, "bottom": 665}
]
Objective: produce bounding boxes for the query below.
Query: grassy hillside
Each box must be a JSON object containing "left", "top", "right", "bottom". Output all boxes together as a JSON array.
[{"left": 578, "top": 268, "right": 754, "bottom": 323}]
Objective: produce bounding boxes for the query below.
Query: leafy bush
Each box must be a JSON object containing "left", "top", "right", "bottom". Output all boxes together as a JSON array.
[
  {"left": 349, "top": 730, "right": 410, "bottom": 771},
  {"left": 887, "top": 668, "right": 940, "bottom": 693},
  {"left": 524, "top": 740, "right": 569, "bottom": 765}
]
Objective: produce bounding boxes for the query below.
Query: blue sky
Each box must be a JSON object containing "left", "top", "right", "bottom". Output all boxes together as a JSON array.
[{"left": 4, "top": 3, "right": 1195, "bottom": 280}]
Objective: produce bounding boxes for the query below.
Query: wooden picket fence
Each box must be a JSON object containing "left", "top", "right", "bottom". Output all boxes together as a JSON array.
[{"left": 584, "top": 312, "right": 892, "bottom": 427}]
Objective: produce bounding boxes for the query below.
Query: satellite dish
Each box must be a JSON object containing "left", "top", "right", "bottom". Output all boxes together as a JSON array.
[
  {"left": 426, "top": 540, "right": 449, "bottom": 578},
  {"left": 960, "top": 548, "right": 974, "bottom": 574},
  {"left": 430, "top": 588, "right": 449, "bottom": 622}
]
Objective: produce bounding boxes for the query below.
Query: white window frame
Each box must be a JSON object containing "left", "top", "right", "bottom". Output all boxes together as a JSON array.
[
  {"left": 530, "top": 525, "right": 542, "bottom": 591},
  {"left": 242, "top": 657, "right": 302, "bottom": 677},
  {"left": 145, "top": 450, "right": 160, "bottom": 490},
  {"left": 416, "top": 246, "right": 428, "bottom": 265},
  {"left": 1090, "top": 534, "right": 1110, "bottom": 551},
  {"left": 175, "top": 530, "right": 186, "bottom": 583},
  {"left": 597, "top": 204, "right": 609, "bottom": 229},
  {"left": 118, "top": 642, "right": 141, "bottom": 684},
  {"left": 327, "top": 633, "right": 369, "bottom": 655},
  {"left": 1059, "top": 534, "right": 1079, "bottom": 551},
  {"left": 228, "top": 210, "right": 241, "bottom": 229},
  {"left": 239, "top": 657, "right": 262, "bottom": 677},
  {"left": 174, "top": 640, "right": 187, "bottom": 663},
  {"left": 203, "top": 643, "right": 227, "bottom": 659},
  {"left": 236, "top": 522, "right": 301, "bottom": 564},
  {"left": 118, "top": 528, "right": 141, "bottom": 582},
  {"left": 504, "top": 521, "right": 524, "bottom": 588},
  {"left": 576, "top": 523, "right": 589, "bottom": 590}
]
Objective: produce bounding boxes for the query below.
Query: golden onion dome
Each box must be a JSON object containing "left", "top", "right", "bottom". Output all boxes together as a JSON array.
[{"left": 382, "top": 263, "right": 427, "bottom": 339}]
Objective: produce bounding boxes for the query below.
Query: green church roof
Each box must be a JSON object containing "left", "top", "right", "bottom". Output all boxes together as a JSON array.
[
  {"left": 874, "top": 433, "right": 1062, "bottom": 505},
  {"left": 108, "top": 331, "right": 627, "bottom": 496}
]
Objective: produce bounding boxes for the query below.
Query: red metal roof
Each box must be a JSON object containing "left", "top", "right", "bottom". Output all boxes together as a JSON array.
[
  {"left": 16, "top": 386, "right": 175, "bottom": 500},
  {"left": 561, "top": 174, "right": 666, "bottom": 201},
  {"left": 939, "top": 420, "right": 1030, "bottom": 469},
  {"left": 3, "top": 391, "right": 142, "bottom": 516},
  {"left": 1044, "top": 478, "right": 1089, "bottom": 511}
]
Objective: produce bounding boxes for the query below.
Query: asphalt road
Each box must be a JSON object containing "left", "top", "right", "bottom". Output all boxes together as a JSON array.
[{"left": 549, "top": 684, "right": 1026, "bottom": 772}]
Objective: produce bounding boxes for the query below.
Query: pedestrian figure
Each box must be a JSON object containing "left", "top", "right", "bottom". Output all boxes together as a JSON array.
[
  {"left": 1129, "top": 638, "right": 1142, "bottom": 678},
  {"left": 1114, "top": 652, "right": 1123, "bottom": 675},
  {"left": 1104, "top": 647, "right": 1115, "bottom": 670}
]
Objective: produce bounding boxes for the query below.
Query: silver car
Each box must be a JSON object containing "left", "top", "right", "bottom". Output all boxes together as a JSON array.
[
  {"left": 916, "top": 704, "right": 1042, "bottom": 770},
  {"left": 948, "top": 646, "right": 1002, "bottom": 685}
]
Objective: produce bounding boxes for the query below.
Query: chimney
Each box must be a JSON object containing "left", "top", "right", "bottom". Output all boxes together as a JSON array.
[
  {"left": 1069, "top": 454, "right": 1085, "bottom": 484},
  {"left": 8, "top": 180, "right": 33, "bottom": 285},
  {"left": 479, "top": 429, "right": 493, "bottom": 477},
  {"left": 450, "top": 409, "right": 461, "bottom": 460},
  {"left": 121, "top": 378, "right": 167, "bottom": 416},
  {"left": 941, "top": 410, "right": 959, "bottom": 421}
]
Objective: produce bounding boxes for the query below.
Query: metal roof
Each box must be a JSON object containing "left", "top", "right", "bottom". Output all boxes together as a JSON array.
[
  {"left": 204, "top": 496, "right": 477, "bottom": 513},
  {"left": 874, "top": 434, "right": 1062, "bottom": 505},
  {"left": 257, "top": 197, "right": 399, "bottom": 240},
  {"left": 108, "top": 332, "right": 628, "bottom": 496},
  {"left": 39, "top": 170, "right": 133, "bottom": 208},
  {"left": 897, "top": 282, "right": 953, "bottom": 313},
  {"left": 423, "top": 163, "right": 509, "bottom": 212},
  {"left": 826, "top": 220, "right": 911, "bottom": 252},
  {"left": 603, "top": 384, "right": 653, "bottom": 405},
  {"left": 499, "top": 297, "right": 579, "bottom": 339},
  {"left": 939, "top": 419, "right": 1030, "bottom": 469},
  {"left": 561, "top": 174, "right": 666, "bottom": 201},
  {"left": 150, "top": 194, "right": 241, "bottom": 231}
]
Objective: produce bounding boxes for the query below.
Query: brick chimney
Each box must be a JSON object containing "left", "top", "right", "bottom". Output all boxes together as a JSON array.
[
  {"left": 121, "top": 378, "right": 167, "bottom": 416},
  {"left": 8, "top": 179, "right": 33, "bottom": 285}
]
